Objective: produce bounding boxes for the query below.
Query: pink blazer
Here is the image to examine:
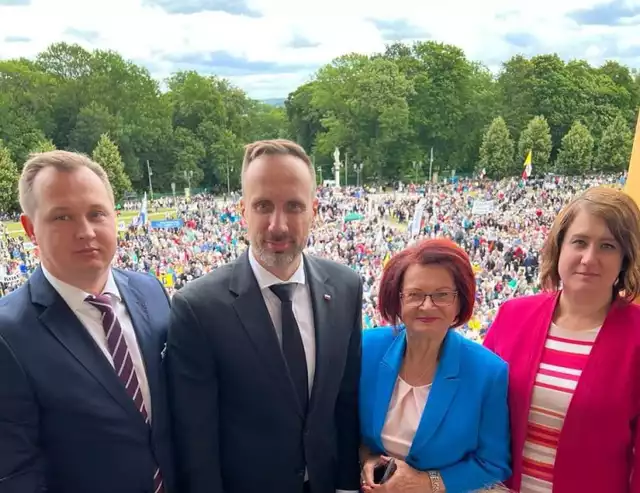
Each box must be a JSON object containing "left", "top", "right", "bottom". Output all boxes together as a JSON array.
[{"left": 484, "top": 292, "right": 640, "bottom": 492}]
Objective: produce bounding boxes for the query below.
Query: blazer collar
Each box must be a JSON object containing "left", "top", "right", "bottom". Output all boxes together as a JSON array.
[
  {"left": 373, "top": 329, "right": 462, "bottom": 453},
  {"left": 28, "top": 266, "right": 150, "bottom": 429}
]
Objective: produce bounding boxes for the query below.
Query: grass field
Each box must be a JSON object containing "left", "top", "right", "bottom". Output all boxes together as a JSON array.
[{"left": 1, "top": 208, "right": 177, "bottom": 238}]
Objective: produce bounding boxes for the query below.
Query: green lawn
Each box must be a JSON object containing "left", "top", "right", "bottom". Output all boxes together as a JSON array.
[{"left": 2, "top": 208, "right": 176, "bottom": 238}]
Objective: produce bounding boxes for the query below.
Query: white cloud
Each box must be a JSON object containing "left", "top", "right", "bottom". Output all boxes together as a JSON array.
[{"left": 0, "top": 0, "right": 639, "bottom": 100}]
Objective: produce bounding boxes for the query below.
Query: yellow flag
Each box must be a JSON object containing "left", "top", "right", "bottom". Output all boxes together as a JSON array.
[
  {"left": 624, "top": 111, "right": 640, "bottom": 304},
  {"left": 383, "top": 252, "right": 391, "bottom": 268},
  {"left": 523, "top": 150, "right": 532, "bottom": 167},
  {"left": 624, "top": 111, "right": 640, "bottom": 205}
]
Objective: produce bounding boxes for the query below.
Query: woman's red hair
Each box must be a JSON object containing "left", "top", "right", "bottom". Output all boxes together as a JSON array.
[{"left": 378, "top": 238, "right": 476, "bottom": 327}]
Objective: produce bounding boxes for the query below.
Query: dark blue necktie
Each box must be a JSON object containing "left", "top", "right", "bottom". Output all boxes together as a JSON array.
[{"left": 270, "top": 283, "right": 309, "bottom": 415}]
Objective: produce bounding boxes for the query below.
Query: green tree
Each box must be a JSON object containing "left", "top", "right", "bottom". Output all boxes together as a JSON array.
[
  {"left": 68, "top": 101, "right": 122, "bottom": 154},
  {"left": 0, "top": 141, "right": 20, "bottom": 212},
  {"left": 555, "top": 121, "right": 594, "bottom": 175},
  {"left": 285, "top": 82, "right": 323, "bottom": 152},
  {"left": 595, "top": 115, "right": 633, "bottom": 172},
  {"left": 91, "top": 134, "right": 131, "bottom": 201},
  {"left": 478, "top": 116, "right": 514, "bottom": 178},
  {"left": 312, "top": 54, "right": 414, "bottom": 181},
  {"left": 31, "top": 138, "right": 57, "bottom": 153},
  {"left": 517, "top": 116, "right": 553, "bottom": 174}
]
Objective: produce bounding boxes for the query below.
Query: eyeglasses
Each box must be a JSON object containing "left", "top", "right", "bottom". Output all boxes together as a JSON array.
[{"left": 400, "top": 291, "right": 458, "bottom": 307}]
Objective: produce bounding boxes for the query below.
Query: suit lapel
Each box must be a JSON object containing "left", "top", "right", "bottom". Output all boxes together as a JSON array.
[
  {"left": 30, "top": 268, "right": 145, "bottom": 425},
  {"left": 304, "top": 255, "right": 336, "bottom": 413},
  {"left": 229, "top": 252, "right": 303, "bottom": 418},
  {"left": 114, "top": 270, "right": 159, "bottom": 426},
  {"left": 373, "top": 331, "right": 405, "bottom": 452},
  {"left": 409, "top": 330, "right": 461, "bottom": 455}
]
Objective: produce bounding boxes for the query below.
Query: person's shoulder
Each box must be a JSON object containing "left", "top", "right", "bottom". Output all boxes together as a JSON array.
[
  {"left": 0, "top": 283, "right": 33, "bottom": 341},
  {"left": 306, "top": 254, "right": 360, "bottom": 283},
  {"left": 176, "top": 262, "right": 234, "bottom": 301},
  {"left": 117, "top": 269, "right": 163, "bottom": 290},
  {"left": 498, "top": 292, "right": 555, "bottom": 316},
  {"left": 617, "top": 300, "right": 640, "bottom": 320},
  {"left": 456, "top": 331, "right": 507, "bottom": 372},
  {"left": 363, "top": 325, "right": 399, "bottom": 352}
]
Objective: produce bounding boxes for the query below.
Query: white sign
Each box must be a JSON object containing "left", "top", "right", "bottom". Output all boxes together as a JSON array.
[
  {"left": 118, "top": 221, "right": 127, "bottom": 231},
  {"left": 472, "top": 200, "right": 495, "bottom": 215}
]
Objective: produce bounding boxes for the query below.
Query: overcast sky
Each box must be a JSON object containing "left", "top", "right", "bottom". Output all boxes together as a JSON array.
[{"left": 1, "top": 0, "right": 640, "bottom": 100}]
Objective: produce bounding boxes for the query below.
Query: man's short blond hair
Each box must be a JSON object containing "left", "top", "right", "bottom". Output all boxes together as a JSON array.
[
  {"left": 19, "top": 150, "right": 115, "bottom": 217},
  {"left": 241, "top": 139, "right": 315, "bottom": 193}
]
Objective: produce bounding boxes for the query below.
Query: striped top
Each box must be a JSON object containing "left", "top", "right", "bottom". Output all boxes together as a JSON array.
[{"left": 520, "top": 323, "right": 600, "bottom": 493}]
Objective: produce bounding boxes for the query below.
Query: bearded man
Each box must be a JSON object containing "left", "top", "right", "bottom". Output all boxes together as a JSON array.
[{"left": 166, "top": 139, "right": 363, "bottom": 493}]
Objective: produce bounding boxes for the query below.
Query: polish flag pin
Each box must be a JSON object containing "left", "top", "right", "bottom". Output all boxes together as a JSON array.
[{"left": 323, "top": 294, "right": 331, "bottom": 301}]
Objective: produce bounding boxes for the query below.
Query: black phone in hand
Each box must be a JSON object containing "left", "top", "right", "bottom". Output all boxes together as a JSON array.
[{"left": 373, "top": 458, "right": 397, "bottom": 484}]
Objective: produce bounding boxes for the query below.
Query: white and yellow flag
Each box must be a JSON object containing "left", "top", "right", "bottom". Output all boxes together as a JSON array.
[{"left": 522, "top": 150, "right": 532, "bottom": 179}]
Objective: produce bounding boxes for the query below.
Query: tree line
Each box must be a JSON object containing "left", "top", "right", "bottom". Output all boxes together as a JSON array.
[{"left": 1, "top": 41, "right": 639, "bottom": 211}]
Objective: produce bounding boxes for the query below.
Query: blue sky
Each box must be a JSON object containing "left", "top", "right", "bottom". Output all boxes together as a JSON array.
[{"left": 1, "top": 0, "right": 639, "bottom": 99}]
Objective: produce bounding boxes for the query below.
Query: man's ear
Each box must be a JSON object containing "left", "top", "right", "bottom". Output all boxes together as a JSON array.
[{"left": 20, "top": 214, "right": 36, "bottom": 244}]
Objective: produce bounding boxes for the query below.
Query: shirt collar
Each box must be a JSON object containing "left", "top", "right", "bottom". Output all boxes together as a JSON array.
[
  {"left": 41, "top": 265, "right": 121, "bottom": 312},
  {"left": 248, "top": 247, "right": 306, "bottom": 290}
]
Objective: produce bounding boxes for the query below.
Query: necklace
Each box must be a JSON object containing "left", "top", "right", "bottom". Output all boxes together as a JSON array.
[{"left": 400, "top": 359, "right": 436, "bottom": 386}]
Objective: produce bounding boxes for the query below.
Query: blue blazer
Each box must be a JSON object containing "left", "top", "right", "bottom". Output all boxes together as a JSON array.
[
  {"left": 360, "top": 327, "right": 511, "bottom": 493},
  {"left": 0, "top": 267, "right": 175, "bottom": 493}
]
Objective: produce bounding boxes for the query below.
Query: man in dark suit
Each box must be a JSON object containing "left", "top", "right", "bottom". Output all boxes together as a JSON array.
[
  {"left": 0, "top": 151, "right": 173, "bottom": 493},
  {"left": 167, "top": 139, "right": 363, "bottom": 493}
]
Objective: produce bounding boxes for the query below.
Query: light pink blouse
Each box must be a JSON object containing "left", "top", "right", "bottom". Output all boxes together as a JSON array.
[{"left": 380, "top": 377, "right": 432, "bottom": 460}]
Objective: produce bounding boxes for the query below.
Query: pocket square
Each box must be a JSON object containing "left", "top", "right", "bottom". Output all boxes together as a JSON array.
[{"left": 161, "top": 343, "right": 167, "bottom": 360}]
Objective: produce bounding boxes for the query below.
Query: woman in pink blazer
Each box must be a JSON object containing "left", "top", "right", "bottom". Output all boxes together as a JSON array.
[{"left": 484, "top": 186, "right": 640, "bottom": 493}]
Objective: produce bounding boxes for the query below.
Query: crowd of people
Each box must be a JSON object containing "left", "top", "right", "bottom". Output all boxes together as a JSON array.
[{"left": 0, "top": 173, "right": 625, "bottom": 341}]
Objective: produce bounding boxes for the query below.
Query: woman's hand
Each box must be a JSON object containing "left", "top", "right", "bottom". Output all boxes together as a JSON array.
[
  {"left": 360, "top": 454, "right": 386, "bottom": 492},
  {"left": 374, "top": 457, "right": 433, "bottom": 493}
]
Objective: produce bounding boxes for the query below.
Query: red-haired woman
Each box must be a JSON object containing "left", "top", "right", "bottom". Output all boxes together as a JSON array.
[{"left": 359, "top": 239, "right": 511, "bottom": 493}]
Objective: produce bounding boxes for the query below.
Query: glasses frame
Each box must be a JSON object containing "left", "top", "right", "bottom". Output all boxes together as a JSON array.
[{"left": 400, "top": 290, "right": 459, "bottom": 307}]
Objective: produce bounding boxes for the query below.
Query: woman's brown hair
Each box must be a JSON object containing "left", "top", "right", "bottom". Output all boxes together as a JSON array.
[{"left": 539, "top": 186, "right": 640, "bottom": 302}]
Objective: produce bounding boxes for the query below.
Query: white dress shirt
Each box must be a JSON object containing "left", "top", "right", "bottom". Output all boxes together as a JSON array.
[
  {"left": 248, "top": 249, "right": 357, "bottom": 493},
  {"left": 42, "top": 266, "right": 153, "bottom": 421}
]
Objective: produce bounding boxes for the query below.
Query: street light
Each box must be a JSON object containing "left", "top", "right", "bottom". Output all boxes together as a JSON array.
[
  {"left": 316, "top": 166, "right": 322, "bottom": 185},
  {"left": 353, "top": 162, "right": 364, "bottom": 187},
  {"left": 226, "top": 161, "right": 233, "bottom": 195},
  {"left": 147, "top": 160, "right": 154, "bottom": 199}
]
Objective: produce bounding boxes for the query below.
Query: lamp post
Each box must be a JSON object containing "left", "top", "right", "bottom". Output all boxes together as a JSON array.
[
  {"left": 147, "top": 160, "right": 154, "bottom": 199},
  {"left": 226, "top": 161, "right": 233, "bottom": 195},
  {"left": 428, "top": 147, "right": 434, "bottom": 183},
  {"left": 353, "top": 162, "right": 364, "bottom": 187}
]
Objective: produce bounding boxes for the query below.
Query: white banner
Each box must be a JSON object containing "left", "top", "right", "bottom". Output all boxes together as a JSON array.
[
  {"left": 409, "top": 199, "right": 427, "bottom": 237},
  {"left": 472, "top": 200, "right": 495, "bottom": 215}
]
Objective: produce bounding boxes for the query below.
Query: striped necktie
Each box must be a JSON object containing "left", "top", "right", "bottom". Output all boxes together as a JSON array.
[{"left": 85, "top": 294, "right": 164, "bottom": 493}]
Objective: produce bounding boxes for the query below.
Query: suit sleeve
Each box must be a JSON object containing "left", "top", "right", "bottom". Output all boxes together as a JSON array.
[
  {"left": 166, "top": 292, "right": 224, "bottom": 493},
  {"left": 334, "top": 277, "right": 363, "bottom": 491},
  {"left": 438, "top": 363, "right": 512, "bottom": 493},
  {"left": 0, "top": 333, "right": 46, "bottom": 493}
]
